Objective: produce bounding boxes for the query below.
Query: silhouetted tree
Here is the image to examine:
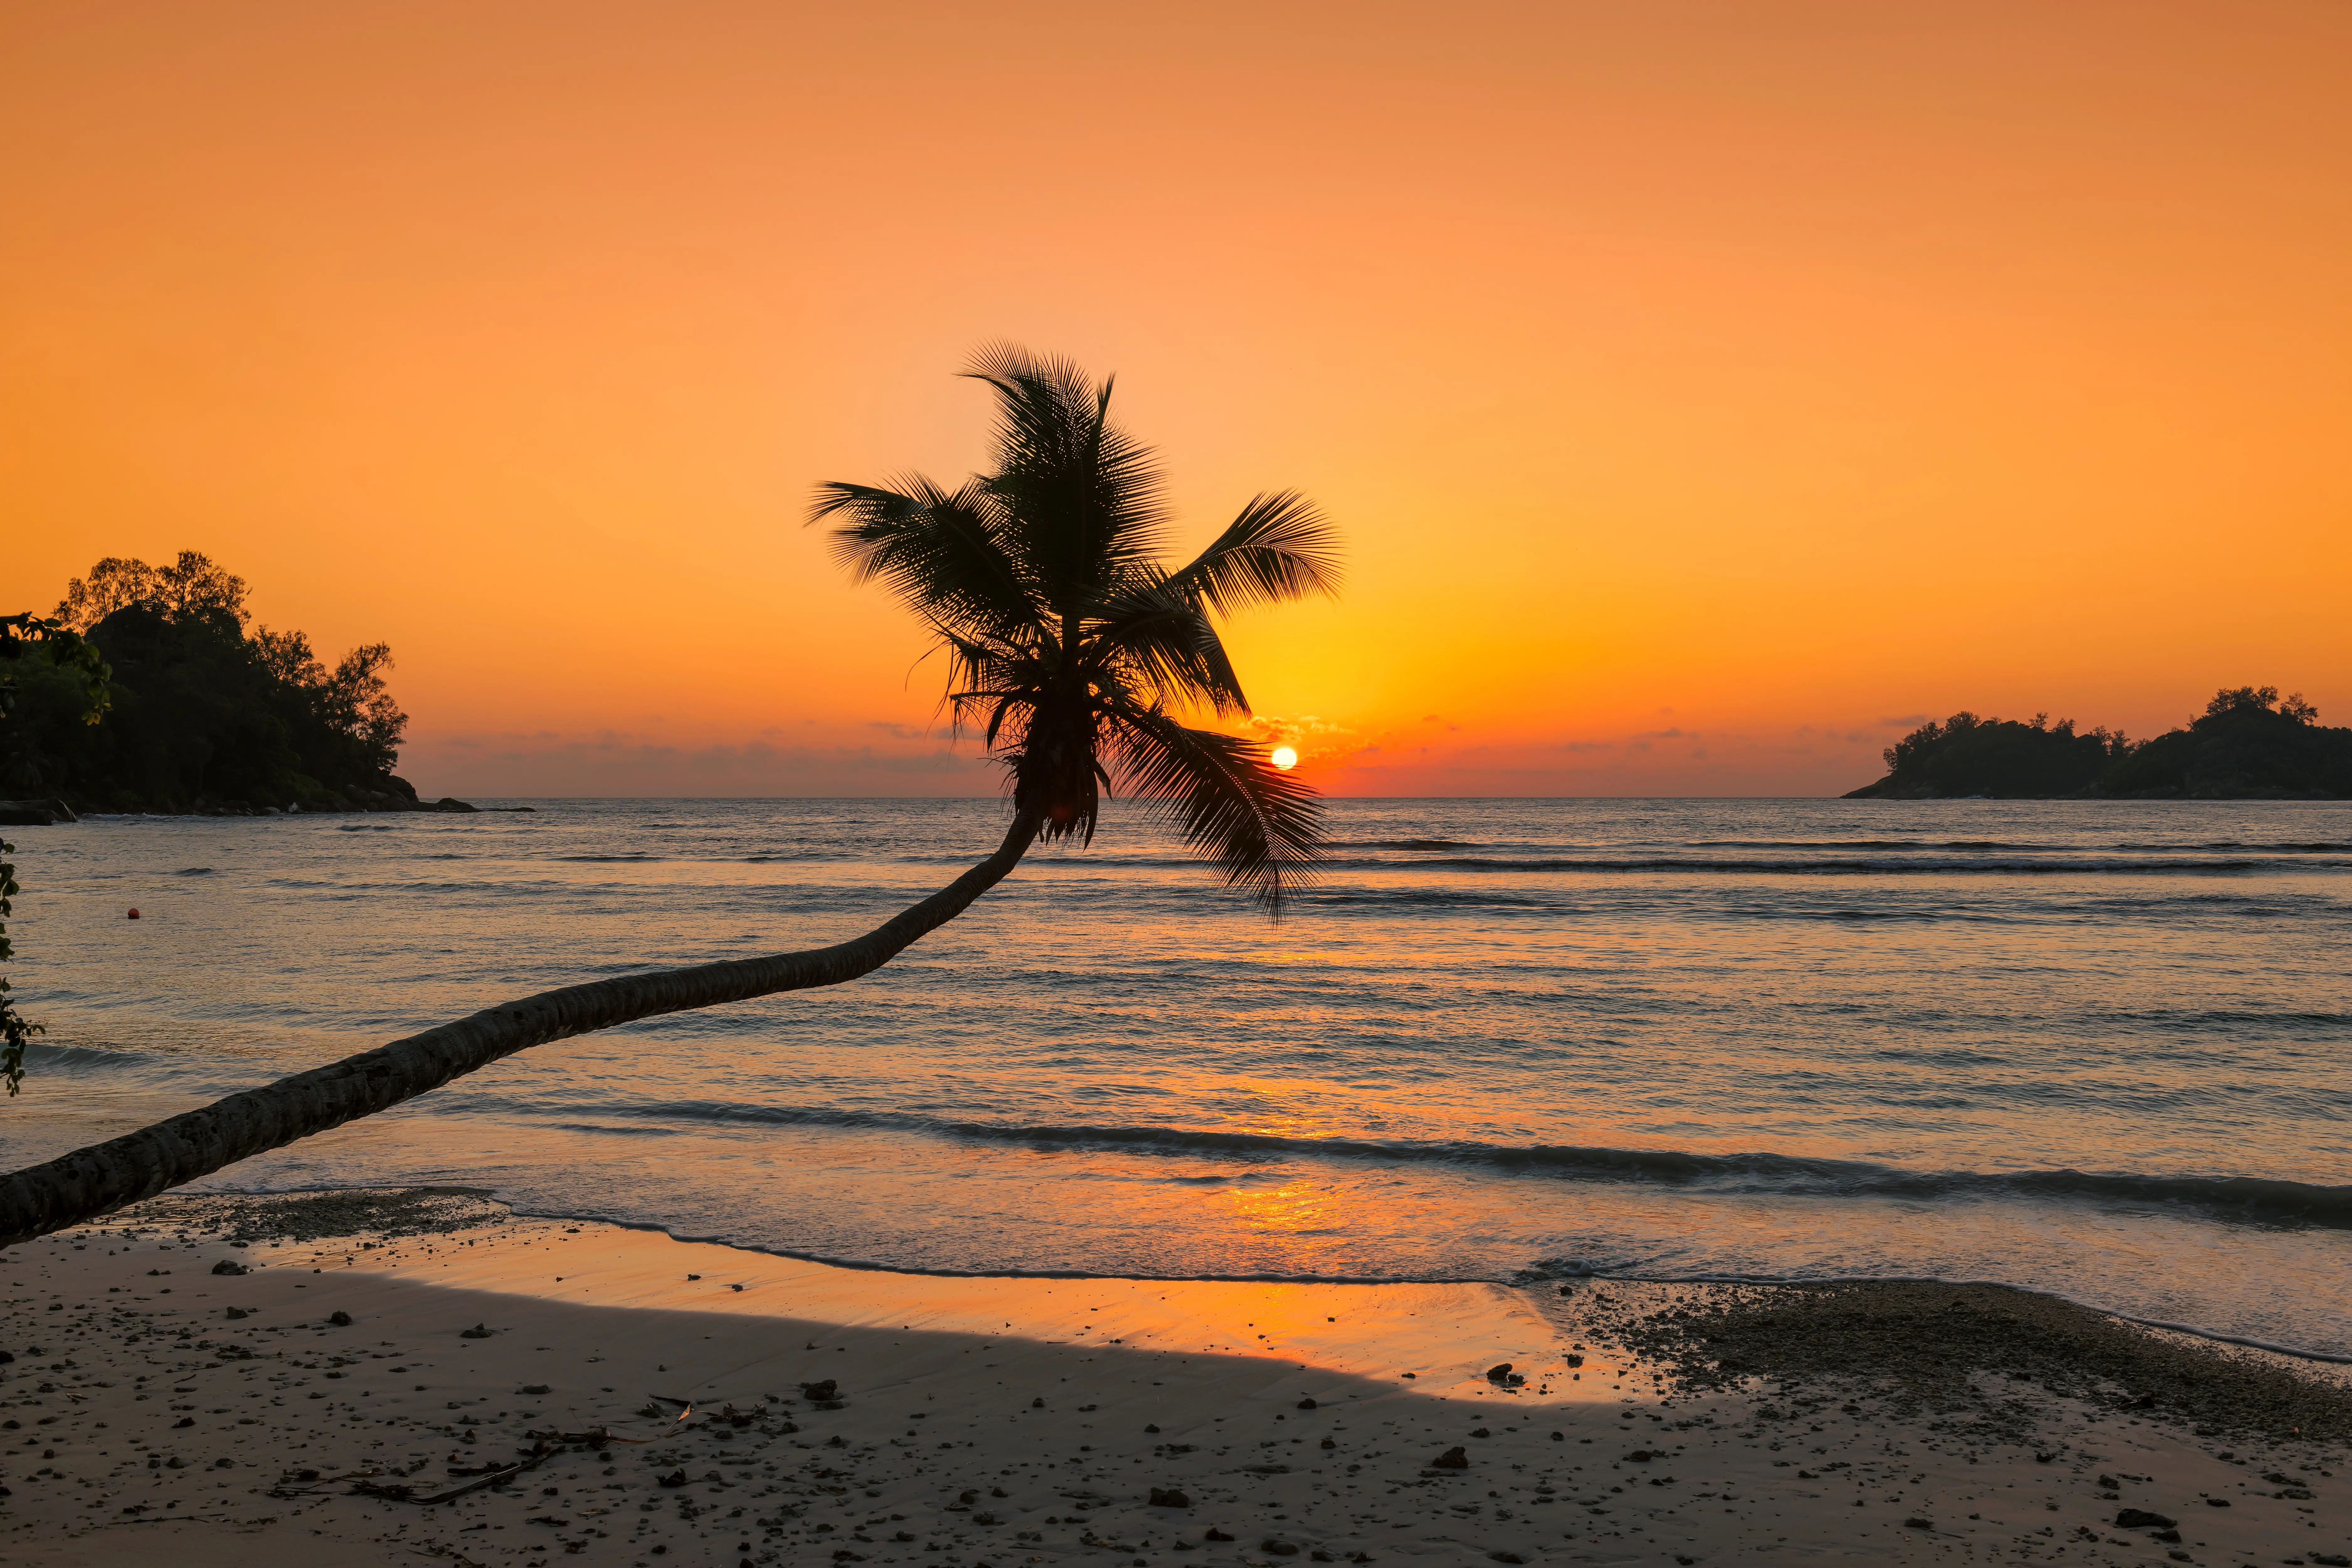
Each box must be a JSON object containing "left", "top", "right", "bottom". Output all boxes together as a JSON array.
[
  {"left": 1850, "top": 686, "right": 2348, "bottom": 798},
  {"left": 56, "top": 551, "right": 251, "bottom": 631},
  {"left": 1, "top": 553, "right": 410, "bottom": 810},
  {"left": 1860, "top": 710, "right": 2123, "bottom": 798},
  {"left": 0, "top": 347, "right": 1341, "bottom": 1243},
  {"left": 2105, "top": 685, "right": 2348, "bottom": 797}
]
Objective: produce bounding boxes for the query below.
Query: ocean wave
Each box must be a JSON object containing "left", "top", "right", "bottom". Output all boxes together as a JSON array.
[
  {"left": 11, "top": 1041, "right": 282, "bottom": 1098},
  {"left": 1346, "top": 855, "right": 2337, "bottom": 876},
  {"left": 537, "top": 1102, "right": 2352, "bottom": 1227},
  {"left": 548, "top": 850, "right": 860, "bottom": 865},
  {"left": 1005, "top": 852, "right": 2346, "bottom": 877},
  {"left": 1307, "top": 887, "right": 1554, "bottom": 909},
  {"left": 2108, "top": 1008, "right": 2352, "bottom": 1031},
  {"left": 1814, "top": 908, "right": 1943, "bottom": 921},
  {"left": 15, "top": 1042, "right": 159, "bottom": 1073},
  {"left": 2123, "top": 842, "right": 2352, "bottom": 853},
  {"left": 263, "top": 877, "right": 576, "bottom": 894},
  {"left": 1683, "top": 840, "right": 2352, "bottom": 854},
  {"left": 1682, "top": 839, "right": 2020, "bottom": 850}
]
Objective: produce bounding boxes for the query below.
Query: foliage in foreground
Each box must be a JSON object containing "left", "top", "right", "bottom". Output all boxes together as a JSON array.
[
  {"left": 1848, "top": 686, "right": 2352, "bottom": 798},
  {"left": 0, "top": 839, "right": 27, "bottom": 1095},
  {"left": 0, "top": 612, "right": 114, "bottom": 1093}
]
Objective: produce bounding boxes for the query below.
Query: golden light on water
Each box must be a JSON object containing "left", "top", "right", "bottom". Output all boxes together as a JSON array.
[{"left": 1270, "top": 747, "right": 1299, "bottom": 771}]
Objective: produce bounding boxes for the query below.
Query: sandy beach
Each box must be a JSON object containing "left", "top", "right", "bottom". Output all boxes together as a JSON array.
[{"left": 2, "top": 1189, "right": 2345, "bottom": 1568}]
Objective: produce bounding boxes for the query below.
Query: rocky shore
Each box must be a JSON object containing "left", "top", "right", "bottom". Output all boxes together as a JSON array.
[{"left": 0, "top": 787, "right": 519, "bottom": 825}]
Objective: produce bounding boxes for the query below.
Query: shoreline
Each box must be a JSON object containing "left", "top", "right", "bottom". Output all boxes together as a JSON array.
[
  {"left": 0, "top": 792, "right": 509, "bottom": 824},
  {"left": 3, "top": 1189, "right": 2346, "bottom": 1567},
  {"left": 199, "top": 1184, "right": 2352, "bottom": 1370}
]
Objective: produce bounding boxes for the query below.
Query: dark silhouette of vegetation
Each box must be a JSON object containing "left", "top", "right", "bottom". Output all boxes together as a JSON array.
[
  {"left": 0, "top": 845, "right": 25, "bottom": 1097},
  {"left": 0, "top": 552, "right": 412, "bottom": 814},
  {"left": 0, "top": 612, "right": 113, "bottom": 1094},
  {"left": 2101, "top": 686, "right": 2350, "bottom": 798},
  {"left": 1853, "top": 711, "right": 2130, "bottom": 798},
  {"left": 0, "top": 346, "right": 1340, "bottom": 1244},
  {"left": 809, "top": 342, "right": 1337, "bottom": 909},
  {"left": 1847, "top": 686, "right": 2350, "bottom": 799}
]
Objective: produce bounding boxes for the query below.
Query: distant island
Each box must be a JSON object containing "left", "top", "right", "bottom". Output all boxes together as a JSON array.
[
  {"left": 0, "top": 551, "right": 481, "bottom": 818},
  {"left": 1846, "top": 685, "right": 2352, "bottom": 799}
]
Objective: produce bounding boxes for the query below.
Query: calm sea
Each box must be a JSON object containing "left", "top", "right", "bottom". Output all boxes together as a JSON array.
[{"left": 4, "top": 798, "right": 2348, "bottom": 1357}]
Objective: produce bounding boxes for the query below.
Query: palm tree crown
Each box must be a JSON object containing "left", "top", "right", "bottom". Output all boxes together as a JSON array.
[{"left": 809, "top": 345, "right": 1340, "bottom": 910}]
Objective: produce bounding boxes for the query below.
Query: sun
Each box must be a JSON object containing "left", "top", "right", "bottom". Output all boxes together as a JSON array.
[{"left": 1270, "top": 746, "right": 1299, "bottom": 771}]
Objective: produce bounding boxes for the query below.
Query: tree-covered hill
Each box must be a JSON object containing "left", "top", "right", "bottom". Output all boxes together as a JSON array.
[
  {"left": 1846, "top": 686, "right": 2352, "bottom": 799},
  {"left": 1, "top": 552, "right": 455, "bottom": 815}
]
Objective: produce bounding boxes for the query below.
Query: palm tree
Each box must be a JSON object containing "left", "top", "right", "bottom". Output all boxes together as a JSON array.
[{"left": 0, "top": 346, "right": 1339, "bottom": 1246}]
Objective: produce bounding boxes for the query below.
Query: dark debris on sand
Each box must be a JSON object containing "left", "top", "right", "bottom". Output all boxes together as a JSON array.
[
  {"left": 117, "top": 1186, "right": 511, "bottom": 1246},
  {"left": 1557, "top": 1279, "right": 2352, "bottom": 1444}
]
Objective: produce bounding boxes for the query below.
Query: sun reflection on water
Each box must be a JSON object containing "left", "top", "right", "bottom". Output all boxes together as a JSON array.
[{"left": 1218, "top": 1176, "right": 1339, "bottom": 1239}]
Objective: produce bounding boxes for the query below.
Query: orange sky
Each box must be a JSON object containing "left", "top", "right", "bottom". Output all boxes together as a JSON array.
[{"left": 5, "top": 1, "right": 2347, "bottom": 797}]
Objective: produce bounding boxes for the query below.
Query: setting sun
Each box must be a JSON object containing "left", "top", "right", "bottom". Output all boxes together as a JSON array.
[{"left": 1270, "top": 747, "right": 1299, "bottom": 771}]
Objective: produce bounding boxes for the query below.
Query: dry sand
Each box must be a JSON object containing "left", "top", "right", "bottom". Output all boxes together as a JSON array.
[{"left": 2, "top": 1188, "right": 2346, "bottom": 1568}]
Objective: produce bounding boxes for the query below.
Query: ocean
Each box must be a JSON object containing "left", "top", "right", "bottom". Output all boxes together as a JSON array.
[{"left": 3, "top": 797, "right": 2347, "bottom": 1359}]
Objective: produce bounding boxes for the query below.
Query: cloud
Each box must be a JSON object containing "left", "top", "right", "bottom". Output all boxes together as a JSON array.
[
  {"left": 401, "top": 726, "right": 994, "bottom": 797},
  {"left": 1236, "top": 712, "right": 1375, "bottom": 766}
]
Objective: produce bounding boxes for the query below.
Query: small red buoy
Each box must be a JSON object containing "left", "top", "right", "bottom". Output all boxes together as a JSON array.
[{"left": 127, "top": 908, "right": 141, "bottom": 919}]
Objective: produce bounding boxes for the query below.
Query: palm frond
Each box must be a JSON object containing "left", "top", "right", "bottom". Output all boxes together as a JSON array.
[
  {"left": 1086, "top": 584, "right": 1251, "bottom": 716},
  {"left": 807, "top": 475, "right": 1037, "bottom": 637},
  {"left": 1166, "top": 491, "right": 1343, "bottom": 616},
  {"left": 1099, "top": 705, "right": 1325, "bottom": 914},
  {"left": 962, "top": 343, "right": 1166, "bottom": 605}
]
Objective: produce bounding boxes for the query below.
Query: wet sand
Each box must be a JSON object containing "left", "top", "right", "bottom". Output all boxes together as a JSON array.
[{"left": 3, "top": 1189, "right": 2346, "bottom": 1567}]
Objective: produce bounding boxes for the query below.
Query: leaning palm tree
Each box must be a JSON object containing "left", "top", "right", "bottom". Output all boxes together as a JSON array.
[{"left": 0, "top": 345, "right": 1338, "bottom": 1245}]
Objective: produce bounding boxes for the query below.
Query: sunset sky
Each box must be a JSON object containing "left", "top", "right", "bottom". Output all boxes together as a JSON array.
[{"left": 6, "top": 1, "right": 2347, "bottom": 797}]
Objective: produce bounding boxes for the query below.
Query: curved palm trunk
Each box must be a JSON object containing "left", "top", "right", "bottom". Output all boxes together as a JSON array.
[{"left": 0, "top": 812, "right": 1042, "bottom": 1247}]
